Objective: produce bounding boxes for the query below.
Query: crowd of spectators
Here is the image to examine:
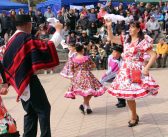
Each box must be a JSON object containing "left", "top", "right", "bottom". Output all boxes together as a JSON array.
[{"left": 0, "top": 1, "right": 168, "bottom": 69}]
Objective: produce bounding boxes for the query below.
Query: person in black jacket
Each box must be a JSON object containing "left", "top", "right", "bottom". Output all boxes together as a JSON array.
[{"left": 0, "top": 11, "right": 11, "bottom": 38}]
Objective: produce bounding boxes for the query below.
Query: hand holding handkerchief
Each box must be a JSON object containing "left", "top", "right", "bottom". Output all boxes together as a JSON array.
[
  {"left": 47, "top": 18, "right": 59, "bottom": 27},
  {"left": 104, "top": 14, "right": 126, "bottom": 23}
]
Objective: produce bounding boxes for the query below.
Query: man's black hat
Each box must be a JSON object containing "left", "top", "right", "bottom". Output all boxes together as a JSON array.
[
  {"left": 15, "top": 15, "right": 31, "bottom": 26},
  {"left": 112, "top": 45, "right": 123, "bottom": 53}
]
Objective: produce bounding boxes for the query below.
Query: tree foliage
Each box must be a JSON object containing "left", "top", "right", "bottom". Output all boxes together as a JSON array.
[{"left": 12, "top": 0, "right": 45, "bottom": 6}]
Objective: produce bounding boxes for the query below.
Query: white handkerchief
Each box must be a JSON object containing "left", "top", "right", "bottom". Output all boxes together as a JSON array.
[
  {"left": 47, "top": 18, "right": 59, "bottom": 27},
  {"left": 104, "top": 14, "right": 126, "bottom": 23},
  {"left": 60, "top": 40, "right": 68, "bottom": 49}
]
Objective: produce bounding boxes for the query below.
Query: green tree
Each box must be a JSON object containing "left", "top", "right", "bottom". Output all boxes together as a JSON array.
[{"left": 12, "top": 0, "right": 45, "bottom": 6}]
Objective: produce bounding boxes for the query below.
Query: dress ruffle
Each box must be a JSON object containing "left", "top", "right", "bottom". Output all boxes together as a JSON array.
[
  {"left": 108, "top": 75, "right": 159, "bottom": 99},
  {"left": 65, "top": 86, "right": 107, "bottom": 99}
]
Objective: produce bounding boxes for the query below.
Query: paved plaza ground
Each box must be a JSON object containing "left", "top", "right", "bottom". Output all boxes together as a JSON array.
[{"left": 2, "top": 68, "right": 168, "bottom": 137}]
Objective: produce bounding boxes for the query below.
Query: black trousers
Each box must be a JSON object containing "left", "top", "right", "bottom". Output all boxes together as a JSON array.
[{"left": 21, "top": 75, "right": 51, "bottom": 137}]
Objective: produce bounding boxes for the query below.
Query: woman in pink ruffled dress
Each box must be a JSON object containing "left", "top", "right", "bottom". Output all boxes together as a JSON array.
[
  {"left": 106, "top": 20, "right": 159, "bottom": 127},
  {"left": 63, "top": 43, "right": 106, "bottom": 114}
]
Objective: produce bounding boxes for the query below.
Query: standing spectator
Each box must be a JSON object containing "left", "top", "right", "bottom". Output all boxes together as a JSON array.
[
  {"left": 29, "top": 7, "right": 37, "bottom": 35},
  {"left": 67, "top": 9, "right": 76, "bottom": 30},
  {"left": 105, "top": 2, "right": 116, "bottom": 14},
  {"left": 36, "top": 10, "right": 46, "bottom": 27},
  {"left": 156, "top": 38, "right": 168, "bottom": 68},
  {"left": 9, "top": 9, "right": 16, "bottom": 36},
  {"left": 57, "top": 11, "right": 64, "bottom": 24},
  {"left": 44, "top": 6, "right": 55, "bottom": 19},
  {"left": 0, "top": 11, "right": 11, "bottom": 38},
  {"left": 138, "top": 2, "right": 145, "bottom": 16}
]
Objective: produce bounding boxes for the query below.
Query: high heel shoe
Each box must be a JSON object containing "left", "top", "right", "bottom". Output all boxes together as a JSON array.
[{"left": 128, "top": 115, "right": 139, "bottom": 127}]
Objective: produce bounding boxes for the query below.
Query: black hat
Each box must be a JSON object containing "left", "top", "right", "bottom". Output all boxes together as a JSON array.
[
  {"left": 112, "top": 45, "right": 123, "bottom": 53},
  {"left": 15, "top": 15, "right": 31, "bottom": 26},
  {"left": 69, "top": 30, "right": 76, "bottom": 35}
]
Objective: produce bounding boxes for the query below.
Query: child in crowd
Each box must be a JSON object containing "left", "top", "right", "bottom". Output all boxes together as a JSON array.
[
  {"left": 0, "top": 62, "right": 20, "bottom": 137},
  {"left": 60, "top": 43, "right": 77, "bottom": 78},
  {"left": 62, "top": 43, "right": 106, "bottom": 114},
  {"left": 100, "top": 45, "right": 126, "bottom": 108}
]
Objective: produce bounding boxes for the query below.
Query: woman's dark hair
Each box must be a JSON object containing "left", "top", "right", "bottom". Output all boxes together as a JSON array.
[
  {"left": 75, "top": 42, "right": 84, "bottom": 52},
  {"left": 126, "top": 21, "right": 144, "bottom": 43}
]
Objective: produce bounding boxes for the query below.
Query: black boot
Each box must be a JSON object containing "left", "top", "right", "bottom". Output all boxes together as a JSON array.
[{"left": 116, "top": 98, "right": 126, "bottom": 108}]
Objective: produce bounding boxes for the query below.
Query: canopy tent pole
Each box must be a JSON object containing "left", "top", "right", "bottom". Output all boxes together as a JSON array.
[{"left": 28, "top": 0, "right": 30, "bottom": 7}]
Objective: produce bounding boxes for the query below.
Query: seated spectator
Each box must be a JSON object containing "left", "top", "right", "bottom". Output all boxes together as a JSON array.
[
  {"left": 77, "top": 14, "right": 89, "bottom": 30},
  {"left": 142, "top": 10, "right": 150, "bottom": 23},
  {"left": 89, "top": 44, "right": 100, "bottom": 69},
  {"left": 35, "top": 24, "right": 49, "bottom": 41},
  {"left": 115, "top": 20, "right": 126, "bottom": 35},
  {"left": 80, "top": 30, "right": 90, "bottom": 46},
  {"left": 139, "top": 17, "right": 146, "bottom": 31},
  {"left": 66, "top": 30, "right": 77, "bottom": 44},
  {"left": 62, "top": 25, "right": 69, "bottom": 40},
  {"left": 88, "top": 8, "right": 97, "bottom": 23},
  {"left": 98, "top": 45, "right": 107, "bottom": 69},
  {"left": 75, "top": 25, "right": 82, "bottom": 36},
  {"left": 97, "top": 6, "right": 107, "bottom": 27},
  {"left": 88, "top": 22, "right": 100, "bottom": 43},
  {"left": 146, "top": 16, "right": 160, "bottom": 43},
  {"left": 153, "top": 10, "right": 164, "bottom": 30},
  {"left": 156, "top": 38, "right": 168, "bottom": 68}
]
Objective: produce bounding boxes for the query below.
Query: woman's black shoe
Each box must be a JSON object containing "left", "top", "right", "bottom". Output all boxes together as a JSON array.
[
  {"left": 79, "top": 104, "right": 85, "bottom": 115},
  {"left": 128, "top": 120, "right": 138, "bottom": 127},
  {"left": 86, "top": 109, "right": 93, "bottom": 114},
  {"left": 117, "top": 103, "right": 126, "bottom": 108},
  {"left": 128, "top": 116, "right": 139, "bottom": 127}
]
